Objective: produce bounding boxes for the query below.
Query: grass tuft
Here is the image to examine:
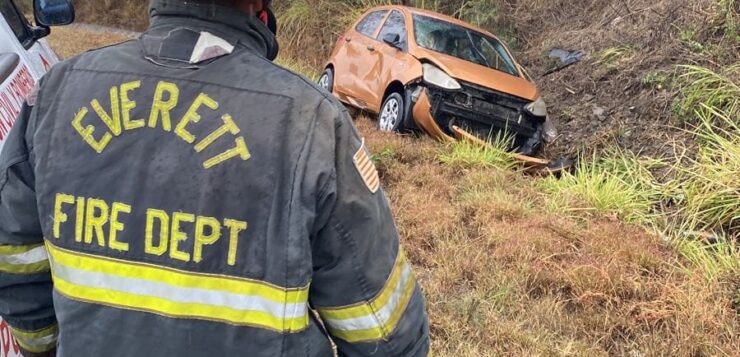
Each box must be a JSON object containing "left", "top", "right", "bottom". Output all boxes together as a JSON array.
[
  {"left": 538, "top": 149, "right": 665, "bottom": 225},
  {"left": 438, "top": 134, "right": 517, "bottom": 170}
]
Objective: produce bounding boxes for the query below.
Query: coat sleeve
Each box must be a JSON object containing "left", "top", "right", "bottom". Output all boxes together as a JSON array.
[
  {"left": 307, "top": 99, "right": 430, "bottom": 357},
  {"left": 0, "top": 102, "right": 58, "bottom": 355}
]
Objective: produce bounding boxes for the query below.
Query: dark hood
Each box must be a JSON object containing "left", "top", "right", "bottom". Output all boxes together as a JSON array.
[{"left": 149, "top": 0, "right": 279, "bottom": 60}]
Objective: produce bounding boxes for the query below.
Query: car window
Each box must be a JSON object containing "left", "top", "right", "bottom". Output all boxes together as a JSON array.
[
  {"left": 377, "top": 10, "right": 407, "bottom": 51},
  {"left": 355, "top": 10, "right": 388, "bottom": 38},
  {"left": 412, "top": 14, "right": 519, "bottom": 76},
  {"left": 0, "top": 0, "right": 31, "bottom": 46}
]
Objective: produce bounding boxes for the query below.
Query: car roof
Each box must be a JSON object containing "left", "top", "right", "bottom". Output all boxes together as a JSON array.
[{"left": 367, "top": 5, "right": 499, "bottom": 39}]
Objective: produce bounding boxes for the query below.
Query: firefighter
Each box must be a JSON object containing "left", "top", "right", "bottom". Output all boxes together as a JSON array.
[{"left": 0, "top": 0, "right": 430, "bottom": 356}]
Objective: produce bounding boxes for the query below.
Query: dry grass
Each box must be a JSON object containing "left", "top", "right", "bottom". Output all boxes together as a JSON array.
[
  {"left": 46, "top": 16, "right": 739, "bottom": 357},
  {"left": 46, "top": 26, "right": 131, "bottom": 59},
  {"left": 355, "top": 115, "right": 740, "bottom": 356}
]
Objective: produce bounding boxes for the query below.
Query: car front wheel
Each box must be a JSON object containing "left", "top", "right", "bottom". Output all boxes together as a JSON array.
[
  {"left": 318, "top": 68, "right": 333, "bottom": 92},
  {"left": 378, "top": 92, "right": 405, "bottom": 132}
]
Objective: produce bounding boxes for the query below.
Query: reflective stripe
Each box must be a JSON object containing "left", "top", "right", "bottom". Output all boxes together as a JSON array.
[
  {"left": 9, "top": 324, "right": 58, "bottom": 353},
  {"left": 316, "top": 251, "right": 417, "bottom": 342},
  {"left": 46, "top": 243, "right": 310, "bottom": 332},
  {"left": 0, "top": 244, "right": 50, "bottom": 274}
]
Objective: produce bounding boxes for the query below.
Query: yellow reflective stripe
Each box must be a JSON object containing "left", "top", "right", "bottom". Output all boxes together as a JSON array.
[
  {"left": 0, "top": 260, "right": 50, "bottom": 274},
  {"left": 0, "top": 244, "right": 50, "bottom": 274},
  {"left": 48, "top": 244, "right": 306, "bottom": 303},
  {"left": 9, "top": 324, "right": 58, "bottom": 353},
  {"left": 52, "top": 278, "right": 308, "bottom": 331},
  {"left": 319, "top": 252, "right": 406, "bottom": 320},
  {"left": 0, "top": 244, "right": 43, "bottom": 255},
  {"left": 46, "top": 243, "right": 310, "bottom": 332},
  {"left": 316, "top": 251, "right": 418, "bottom": 343}
]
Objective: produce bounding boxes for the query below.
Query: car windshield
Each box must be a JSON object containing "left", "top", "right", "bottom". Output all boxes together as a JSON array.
[{"left": 412, "top": 14, "right": 519, "bottom": 76}]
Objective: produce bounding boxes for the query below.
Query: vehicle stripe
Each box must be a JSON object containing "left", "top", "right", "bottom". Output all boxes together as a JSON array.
[
  {"left": 46, "top": 243, "right": 310, "bottom": 332},
  {"left": 316, "top": 251, "right": 416, "bottom": 342},
  {"left": 0, "top": 244, "right": 50, "bottom": 274},
  {"left": 9, "top": 324, "right": 58, "bottom": 353}
]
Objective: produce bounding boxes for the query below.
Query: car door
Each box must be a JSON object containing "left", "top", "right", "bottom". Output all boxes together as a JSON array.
[
  {"left": 369, "top": 10, "right": 415, "bottom": 112},
  {"left": 0, "top": 0, "right": 47, "bottom": 156},
  {"left": 336, "top": 9, "right": 388, "bottom": 109}
]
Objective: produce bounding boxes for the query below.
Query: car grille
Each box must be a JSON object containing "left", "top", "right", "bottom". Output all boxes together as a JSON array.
[{"left": 427, "top": 81, "right": 543, "bottom": 138}]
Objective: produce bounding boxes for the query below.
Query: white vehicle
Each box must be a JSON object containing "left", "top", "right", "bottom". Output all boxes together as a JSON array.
[
  {"left": 0, "top": 0, "right": 73, "bottom": 355},
  {"left": 0, "top": 0, "right": 73, "bottom": 153}
]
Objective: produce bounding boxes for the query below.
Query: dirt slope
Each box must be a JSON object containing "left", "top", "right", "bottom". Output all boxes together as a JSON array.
[{"left": 510, "top": 0, "right": 738, "bottom": 158}]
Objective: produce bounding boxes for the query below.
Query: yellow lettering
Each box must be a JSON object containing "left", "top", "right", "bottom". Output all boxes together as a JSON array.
[
  {"left": 75, "top": 196, "right": 85, "bottom": 242},
  {"left": 53, "top": 193, "right": 75, "bottom": 239},
  {"left": 72, "top": 107, "right": 112, "bottom": 153},
  {"left": 145, "top": 209, "right": 170, "bottom": 256},
  {"left": 109, "top": 202, "right": 131, "bottom": 252},
  {"left": 120, "top": 81, "right": 144, "bottom": 131},
  {"left": 193, "top": 216, "right": 221, "bottom": 263},
  {"left": 194, "top": 114, "right": 240, "bottom": 153},
  {"left": 203, "top": 137, "right": 251, "bottom": 169},
  {"left": 223, "top": 219, "right": 247, "bottom": 266},
  {"left": 170, "top": 212, "right": 194, "bottom": 262},
  {"left": 148, "top": 81, "right": 179, "bottom": 132},
  {"left": 91, "top": 86, "right": 121, "bottom": 136},
  {"left": 84, "top": 198, "right": 109, "bottom": 247},
  {"left": 175, "top": 93, "right": 219, "bottom": 144}
]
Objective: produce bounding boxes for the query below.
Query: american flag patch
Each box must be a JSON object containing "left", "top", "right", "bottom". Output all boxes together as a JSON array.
[{"left": 353, "top": 140, "right": 380, "bottom": 193}]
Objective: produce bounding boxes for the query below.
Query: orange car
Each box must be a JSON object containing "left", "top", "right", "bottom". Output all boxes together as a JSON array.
[{"left": 319, "top": 6, "right": 556, "bottom": 155}]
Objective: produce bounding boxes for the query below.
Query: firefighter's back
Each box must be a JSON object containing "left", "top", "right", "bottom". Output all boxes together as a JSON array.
[{"left": 31, "top": 8, "right": 333, "bottom": 357}]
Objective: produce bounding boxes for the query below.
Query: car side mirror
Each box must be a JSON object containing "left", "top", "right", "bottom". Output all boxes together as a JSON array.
[
  {"left": 34, "top": 0, "right": 75, "bottom": 27},
  {"left": 382, "top": 33, "right": 402, "bottom": 50}
]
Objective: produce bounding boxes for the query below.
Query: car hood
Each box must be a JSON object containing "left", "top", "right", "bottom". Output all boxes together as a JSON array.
[{"left": 414, "top": 48, "right": 540, "bottom": 101}]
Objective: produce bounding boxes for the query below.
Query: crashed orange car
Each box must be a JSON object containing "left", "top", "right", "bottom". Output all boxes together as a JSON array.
[{"left": 319, "top": 6, "right": 556, "bottom": 155}]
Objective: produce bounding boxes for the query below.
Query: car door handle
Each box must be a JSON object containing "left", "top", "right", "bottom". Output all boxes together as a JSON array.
[{"left": 367, "top": 45, "right": 375, "bottom": 51}]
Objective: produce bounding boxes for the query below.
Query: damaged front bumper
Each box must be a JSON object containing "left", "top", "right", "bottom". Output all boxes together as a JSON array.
[{"left": 409, "top": 81, "right": 550, "bottom": 156}]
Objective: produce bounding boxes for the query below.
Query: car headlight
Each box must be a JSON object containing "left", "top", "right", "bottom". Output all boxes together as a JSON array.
[
  {"left": 525, "top": 97, "right": 548, "bottom": 117},
  {"left": 422, "top": 63, "right": 461, "bottom": 90}
]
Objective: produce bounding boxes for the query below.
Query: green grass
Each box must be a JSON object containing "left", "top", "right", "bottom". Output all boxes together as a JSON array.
[
  {"left": 675, "top": 64, "right": 740, "bottom": 124},
  {"left": 537, "top": 150, "right": 665, "bottom": 225},
  {"left": 675, "top": 238, "right": 739, "bottom": 281},
  {"left": 438, "top": 134, "right": 517, "bottom": 170},
  {"left": 674, "top": 105, "right": 740, "bottom": 235}
]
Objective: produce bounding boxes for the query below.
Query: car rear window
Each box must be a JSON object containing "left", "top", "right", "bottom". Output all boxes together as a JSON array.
[
  {"left": 355, "top": 10, "right": 388, "bottom": 37},
  {"left": 0, "top": 0, "right": 31, "bottom": 46},
  {"left": 377, "top": 10, "right": 408, "bottom": 51},
  {"left": 412, "top": 14, "right": 519, "bottom": 76}
]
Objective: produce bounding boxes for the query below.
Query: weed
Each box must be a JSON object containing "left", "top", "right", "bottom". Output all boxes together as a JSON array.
[
  {"left": 675, "top": 64, "right": 740, "bottom": 126},
  {"left": 437, "top": 133, "right": 517, "bottom": 170},
  {"left": 538, "top": 149, "right": 665, "bottom": 225},
  {"left": 641, "top": 71, "right": 671, "bottom": 90},
  {"left": 674, "top": 105, "right": 740, "bottom": 235},
  {"left": 679, "top": 28, "right": 706, "bottom": 53},
  {"left": 596, "top": 45, "right": 634, "bottom": 69}
]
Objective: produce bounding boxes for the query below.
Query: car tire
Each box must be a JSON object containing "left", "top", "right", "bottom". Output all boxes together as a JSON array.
[
  {"left": 378, "top": 92, "right": 405, "bottom": 132},
  {"left": 318, "top": 68, "right": 333, "bottom": 93}
]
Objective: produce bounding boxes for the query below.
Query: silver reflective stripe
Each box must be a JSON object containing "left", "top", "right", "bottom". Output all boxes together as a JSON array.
[
  {"left": 0, "top": 246, "right": 48, "bottom": 265},
  {"left": 323, "top": 262, "right": 413, "bottom": 331},
  {"left": 52, "top": 262, "right": 308, "bottom": 320}
]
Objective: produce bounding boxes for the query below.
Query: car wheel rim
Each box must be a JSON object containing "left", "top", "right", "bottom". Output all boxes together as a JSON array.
[
  {"left": 319, "top": 74, "right": 330, "bottom": 90},
  {"left": 380, "top": 98, "right": 400, "bottom": 131}
]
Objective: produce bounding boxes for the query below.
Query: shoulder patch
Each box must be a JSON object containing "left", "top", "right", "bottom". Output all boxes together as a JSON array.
[{"left": 353, "top": 139, "right": 380, "bottom": 194}]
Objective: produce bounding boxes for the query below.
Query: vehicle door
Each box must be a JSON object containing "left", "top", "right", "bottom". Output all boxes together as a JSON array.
[
  {"left": 0, "top": 0, "right": 57, "bottom": 79},
  {"left": 0, "top": 0, "right": 39, "bottom": 155},
  {"left": 369, "top": 10, "right": 415, "bottom": 112},
  {"left": 336, "top": 9, "right": 388, "bottom": 109}
]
